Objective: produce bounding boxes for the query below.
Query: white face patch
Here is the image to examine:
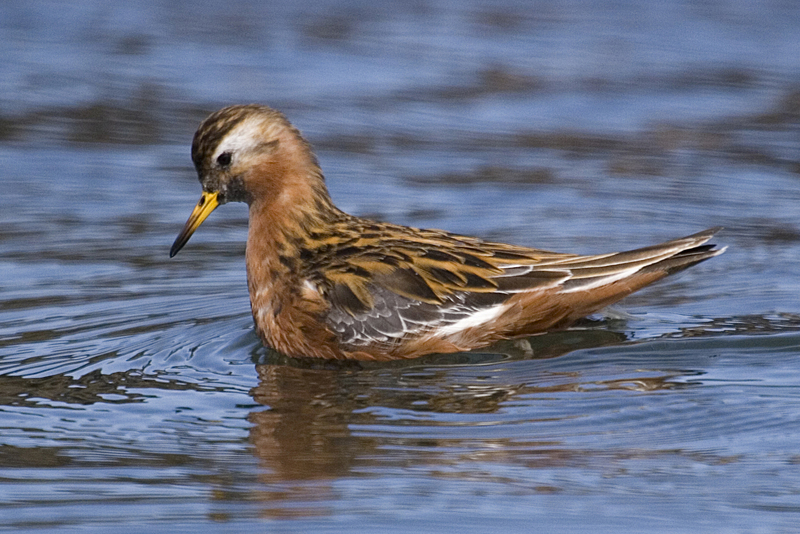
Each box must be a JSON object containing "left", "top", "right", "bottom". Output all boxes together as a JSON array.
[{"left": 213, "top": 117, "right": 274, "bottom": 163}]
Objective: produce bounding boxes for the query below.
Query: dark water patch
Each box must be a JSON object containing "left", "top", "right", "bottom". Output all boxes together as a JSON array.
[
  {"left": 648, "top": 66, "right": 761, "bottom": 91},
  {"left": 407, "top": 165, "right": 556, "bottom": 186},
  {"left": 667, "top": 313, "right": 800, "bottom": 339},
  {"left": 0, "top": 444, "right": 73, "bottom": 469},
  {"left": 393, "top": 65, "right": 766, "bottom": 106},
  {"left": 473, "top": 8, "right": 530, "bottom": 33},
  {"left": 745, "top": 87, "right": 800, "bottom": 126},
  {"left": 0, "top": 97, "right": 212, "bottom": 147},
  {"left": 405, "top": 207, "right": 446, "bottom": 222},
  {"left": 300, "top": 13, "right": 356, "bottom": 43},
  {"left": 734, "top": 218, "right": 800, "bottom": 244},
  {"left": 0, "top": 84, "right": 796, "bottom": 186},
  {"left": 510, "top": 130, "right": 625, "bottom": 154},
  {"left": 575, "top": 67, "right": 764, "bottom": 95},
  {"left": 313, "top": 132, "right": 378, "bottom": 154},
  {"left": 0, "top": 370, "right": 168, "bottom": 407},
  {"left": 0, "top": 114, "right": 19, "bottom": 141},
  {"left": 411, "top": 65, "right": 549, "bottom": 102},
  {"left": 114, "top": 33, "right": 152, "bottom": 56}
]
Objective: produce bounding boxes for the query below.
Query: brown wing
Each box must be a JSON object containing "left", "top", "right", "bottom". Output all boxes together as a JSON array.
[
  {"left": 308, "top": 222, "right": 572, "bottom": 309},
  {"left": 308, "top": 222, "right": 723, "bottom": 348},
  {"left": 299, "top": 220, "right": 567, "bottom": 347}
]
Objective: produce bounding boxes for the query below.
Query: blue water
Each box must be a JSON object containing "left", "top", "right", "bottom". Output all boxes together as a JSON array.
[{"left": 2, "top": 1, "right": 800, "bottom": 532}]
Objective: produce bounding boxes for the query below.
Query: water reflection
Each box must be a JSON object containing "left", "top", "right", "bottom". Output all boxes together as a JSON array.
[
  {"left": 250, "top": 370, "right": 350, "bottom": 464},
  {"left": 246, "top": 328, "right": 677, "bottom": 480},
  {"left": 243, "top": 324, "right": 734, "bottom": 518}
]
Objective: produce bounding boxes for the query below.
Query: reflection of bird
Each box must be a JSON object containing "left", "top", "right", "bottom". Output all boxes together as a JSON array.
[{"left": 170, "top": 105, "right": 725, "bottom": 361}]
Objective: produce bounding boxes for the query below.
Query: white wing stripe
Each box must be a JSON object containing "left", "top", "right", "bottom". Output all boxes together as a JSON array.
[
  {"left": 560, "top": 265, "right": 641, "bottom": 293},
  {"left": 434, "top": 304, "right": 507, "bottom": 336}
]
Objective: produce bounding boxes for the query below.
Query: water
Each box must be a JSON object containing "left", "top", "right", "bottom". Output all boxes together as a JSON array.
[{"left": 2, "top": 1, "right": 800, "bottom": 532}]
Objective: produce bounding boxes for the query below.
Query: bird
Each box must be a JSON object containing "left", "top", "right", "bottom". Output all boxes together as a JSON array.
[{"left": 170, "top": 104, "right": 725, "bottom": 361}]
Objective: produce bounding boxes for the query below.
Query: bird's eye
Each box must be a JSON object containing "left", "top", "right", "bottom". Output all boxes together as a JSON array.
[{"left": 216, "top": 152, "right": 232, "bottom": 167}]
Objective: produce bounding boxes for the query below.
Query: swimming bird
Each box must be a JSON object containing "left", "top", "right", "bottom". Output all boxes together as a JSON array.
[{"left": 170, "top": 104, "right": 724, "bottom": 360}]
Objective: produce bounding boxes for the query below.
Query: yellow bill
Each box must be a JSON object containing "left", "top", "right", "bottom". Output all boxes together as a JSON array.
[{"left": 170, "top": 191, "right": 220, "bottom": 257}]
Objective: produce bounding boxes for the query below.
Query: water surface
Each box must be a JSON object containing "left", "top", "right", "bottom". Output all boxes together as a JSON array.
[{"left": 2, "top": 1, "right": 800, "bottom": 532}]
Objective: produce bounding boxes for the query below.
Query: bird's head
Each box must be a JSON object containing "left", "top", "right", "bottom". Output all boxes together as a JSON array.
[{"left": 170, "top": 104, "right": 325, "bottom": 257}]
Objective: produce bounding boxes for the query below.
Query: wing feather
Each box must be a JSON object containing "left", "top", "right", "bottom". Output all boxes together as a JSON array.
[{"left": 309, "top": 220, "right": 722, "bottom": 348}]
